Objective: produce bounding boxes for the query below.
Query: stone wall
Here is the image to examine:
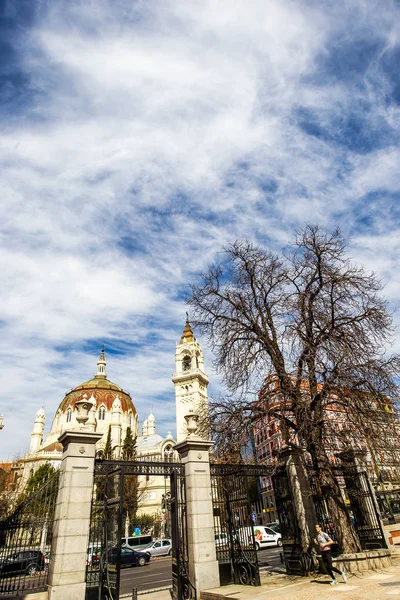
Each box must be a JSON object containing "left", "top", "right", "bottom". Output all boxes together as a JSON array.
[{"left": 333, "top": 548, "right": 391, "bottom": 573}]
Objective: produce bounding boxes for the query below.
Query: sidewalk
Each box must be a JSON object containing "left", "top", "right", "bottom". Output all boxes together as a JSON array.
[
  {"left": 201, "top": 560, "right": 400, "bottom": 600},
  {"left": 121, "top": 550, "right": 400, "bottom": 600}
]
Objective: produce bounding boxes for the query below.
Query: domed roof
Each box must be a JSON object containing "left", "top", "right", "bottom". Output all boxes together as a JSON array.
[
  {"left": 57, "top": 350, "right": 137, "bottom": 415},
  {"left": 73, "top": 377, "right": 124, "bottom": 393}
]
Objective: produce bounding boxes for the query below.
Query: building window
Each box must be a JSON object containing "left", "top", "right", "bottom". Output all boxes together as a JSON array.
[
  {"left": 98, "top": 406, "right": 106, "bottom": 421},
  {"left": 182, "top": 355, "right": 191, "bottom": 371},
  {"left": 164, "top": 445, "right": 174, "bottom": 462},
  {"left": 66, "top": 409, "right": 72, "bottom": 423}
]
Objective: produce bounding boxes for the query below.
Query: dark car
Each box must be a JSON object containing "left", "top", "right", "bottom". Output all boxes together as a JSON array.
[
  {"left": 108, "top": 547, "right": 150, "bottom": 568},
  {"left": 268, "top": 524, "right": 281, "bottom": 534},
  {"left": 0, "top": 550, "right": 45, "bottom": 577}
]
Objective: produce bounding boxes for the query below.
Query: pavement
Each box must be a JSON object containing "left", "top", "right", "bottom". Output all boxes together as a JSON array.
[
  {"left": 201, "top": 566, "right": 400, "bottom": 600},
  {"left": 120, "top": 549, "right": 400, "bottom": 600}
]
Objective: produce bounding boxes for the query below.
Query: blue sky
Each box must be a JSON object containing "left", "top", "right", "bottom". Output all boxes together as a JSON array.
[{"left": 1, "top": 0, "right": 400, "bottom": 460}]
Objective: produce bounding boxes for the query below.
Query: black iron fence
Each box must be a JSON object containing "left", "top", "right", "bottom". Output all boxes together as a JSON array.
[
  {"left": 343, "top": 469, "right": 387, "bottom": 550},
  {"left": 0, "top": 471, "right": 59, "bottom": 596},
  {"left": 210, "top": 463, "right": 275, "bottom": 587},
  {"left": 307, "top": 465, "right": 387, "bottom": 551}
]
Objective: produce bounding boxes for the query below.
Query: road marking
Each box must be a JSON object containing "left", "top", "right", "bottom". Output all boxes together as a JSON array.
[
  {"left": 369, "top": 574, "right": 395, "bottom": 580},
  {"left": 386, "top": 591, "right": 400, "bottom": 596},
  {"left": 122, "top": 572, "right": 171, "bottom": 582}
]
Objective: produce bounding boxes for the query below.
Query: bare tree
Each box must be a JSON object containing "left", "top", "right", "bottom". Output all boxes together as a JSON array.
[
  {"left": 188, "top": 225, "right": 400, "bottom": 553},
  {"left": 202, "top": 397, "right": 256, "bottom": 463}
]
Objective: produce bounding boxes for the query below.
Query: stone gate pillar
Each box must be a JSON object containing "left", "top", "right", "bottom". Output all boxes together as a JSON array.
[
  {"left": 174, "top": 414, "right": 220, "bottom": 597},
  {"left": 48, "top": 430, "right": 102, "bottom": 600}
]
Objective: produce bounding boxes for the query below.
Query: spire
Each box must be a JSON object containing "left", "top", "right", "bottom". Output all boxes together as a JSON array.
[
  {"left": 96, "top": 346, "right": 107, "bottom": 378},
  {"left": 147, "top": 413, "right": 156, "bottom": 435},
  {"left": 29, "top": 407, "right": 45, "bottom": 454},
  {"left": 180, "top": 313, "right": 195, "bottom": 343}
]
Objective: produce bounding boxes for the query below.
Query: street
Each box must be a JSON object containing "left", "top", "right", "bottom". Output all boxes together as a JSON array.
[
  {"left": 119, "top": 546, "right": 283, "bottom": 596},
  {"left": 119, "top": 555, "right": 171, "bottom": 596}
]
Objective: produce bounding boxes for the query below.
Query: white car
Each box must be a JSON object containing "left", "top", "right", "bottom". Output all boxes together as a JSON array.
[
  {"left": 239, "top": 526, "right": 282, "bottom": 550},
  {"left": 142, "top": 539, "right": 172, "bottom": 557}
]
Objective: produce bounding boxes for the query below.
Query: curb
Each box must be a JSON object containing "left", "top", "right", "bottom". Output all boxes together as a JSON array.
[{"left": 120, "top": 586, "right": 171, "bottom": 598}]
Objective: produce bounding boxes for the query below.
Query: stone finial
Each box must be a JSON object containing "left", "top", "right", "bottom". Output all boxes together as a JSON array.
[
  {"left": 147, "top": 412, "right": 156, "bottom": 435},
  {"left": 112, "top": 395, "right": 122, "bottom": 411},
  {"left": 75, "top": 393, "right": 95, "bottom": 428},
  {"left": 184, "top": 411, "right": 200, "bottom": 437},
  {"left": 36, "top": 407, "right": 45, "bottom": 421}
]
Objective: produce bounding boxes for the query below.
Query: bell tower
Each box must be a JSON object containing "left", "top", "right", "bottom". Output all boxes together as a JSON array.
[{"left": 172, "top": 315, "right": 209, "bottom": 442}]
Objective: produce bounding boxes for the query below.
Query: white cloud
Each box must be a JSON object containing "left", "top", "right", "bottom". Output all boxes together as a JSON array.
[{"left": 1, "top": 0, "right": 400, "bottom": 459}]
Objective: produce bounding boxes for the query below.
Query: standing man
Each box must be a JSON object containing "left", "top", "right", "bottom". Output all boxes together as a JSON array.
[{"left": 314, "top": 524, "right": 347, "bottom": 585}]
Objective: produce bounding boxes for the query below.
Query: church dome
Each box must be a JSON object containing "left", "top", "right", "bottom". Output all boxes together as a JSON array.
[{"left": 56, "top": 350, "right": 136, "bottom": 416}]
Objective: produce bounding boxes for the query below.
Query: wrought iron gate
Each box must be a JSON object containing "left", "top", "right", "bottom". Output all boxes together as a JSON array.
[
  {"left": 0, "top": 471, "right": 59, "bottom": 596},
  {"left": 86, "top": 464, "right": 122, "bottom": 600},
  {"left": 210, "top": 463, "right": 273, "bottom": 587},
  {"left": 86, "top": 459, "right": 195, "bottom": 600},
  {"left": 342, "top": 469, "right": 387, "bottom": 550},
  {"left": 170, "top": 470, "right": 196, "bottom": 600}
]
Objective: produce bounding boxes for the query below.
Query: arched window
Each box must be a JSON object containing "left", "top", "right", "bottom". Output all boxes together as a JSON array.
[
  {"left": 98, "top": 406, "right": 106, "bottom": 421},
  {"left": 66, "top": 408, "right": 72, "bottom": 423},
  {"left": 182, "top": 355, "right": 191, "bottom": 371},
  {"left": 163, "top": 444, "right": 174, "bottom": 462}
]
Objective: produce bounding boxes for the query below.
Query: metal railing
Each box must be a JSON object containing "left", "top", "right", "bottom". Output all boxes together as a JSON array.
[{"left": 0, "top": 471, "right": 59, "bottom": 595}]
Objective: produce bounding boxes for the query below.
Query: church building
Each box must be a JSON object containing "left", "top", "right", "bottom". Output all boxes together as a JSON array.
[{"left": 20, "top": 318, "right": 209, "bottom": 517}]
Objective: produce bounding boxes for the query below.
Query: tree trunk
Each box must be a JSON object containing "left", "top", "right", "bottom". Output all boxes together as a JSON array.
[{"left": 312, "top": 449, "right": 361, "bottom": 554}]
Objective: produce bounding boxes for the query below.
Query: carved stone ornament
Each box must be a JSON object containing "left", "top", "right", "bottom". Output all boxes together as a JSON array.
[
  {"left": 79, "top": 447, "right": 85, "bottom": 454},
  {"left": 75, "top": 393, "right": 95, "bottom": 427},
  {"left": 184, "top": 411, "right": 199, "bottom": 437},
  {"left": 197, "top": 453, "right": 202, "bottom": 459}
]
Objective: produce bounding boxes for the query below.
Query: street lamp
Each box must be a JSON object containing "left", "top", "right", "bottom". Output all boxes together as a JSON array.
[{"left": 0, "top": 415, "right": 3, "bottom": 430}]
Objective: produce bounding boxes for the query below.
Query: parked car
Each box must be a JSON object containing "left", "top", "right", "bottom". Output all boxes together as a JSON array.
[
  {"left": 87, "top": 543, "right": 101, "bottom": 566},
  {"left": 239, "top": 526, "right": 282, "bottom": 550},
  {"left": 142, "top": 539, "right": 172, "bottom": 557},
  {"left": 108, "top": 546, "right": 150, "bottom": 568},
  {"left": 0, "top": 550, "right": 46, "bottom": 577}
]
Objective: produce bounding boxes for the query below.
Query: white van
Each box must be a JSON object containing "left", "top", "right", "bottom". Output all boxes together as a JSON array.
[
  {"left": 239, "top": 526, "right": 282, "bottom": 550},
  {"left": 121, "top": 535, "right": 153, "bottom": 550},
  {"left": 87, "top": 542, "right": 102, "bottom": 566}
]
